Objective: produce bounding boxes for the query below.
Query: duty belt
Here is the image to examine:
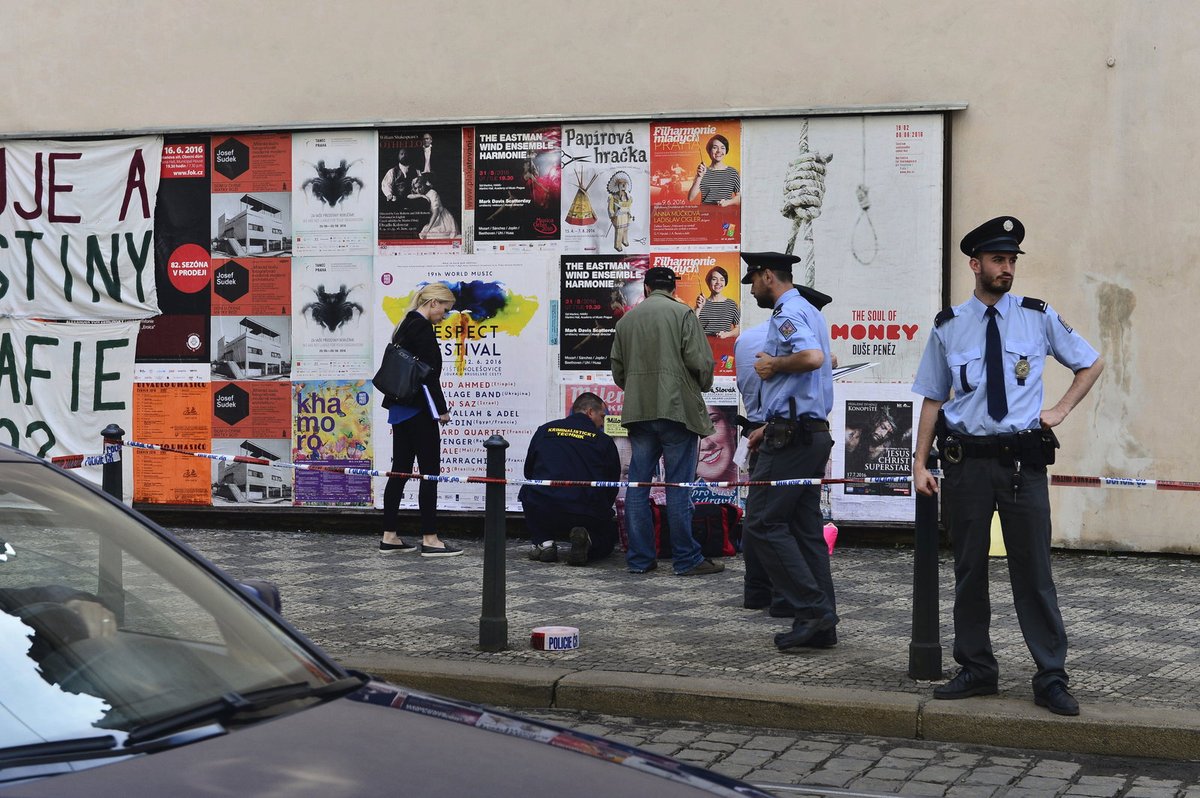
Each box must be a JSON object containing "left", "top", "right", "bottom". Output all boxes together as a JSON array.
[
  {"left": 939, "top": 428, "right": 1056, "bottom": 467},
  {"left": 767, "top": 417, "right": 830, "bottom": 431}
]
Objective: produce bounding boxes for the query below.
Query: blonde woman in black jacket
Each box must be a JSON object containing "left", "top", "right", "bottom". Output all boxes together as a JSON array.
[{"left": 378, "top": 282, "right": 463, "bottom": 557}]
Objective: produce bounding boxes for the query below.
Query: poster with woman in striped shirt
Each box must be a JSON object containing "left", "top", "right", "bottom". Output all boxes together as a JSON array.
[
  {"left": 651, "top": 252, "right": 740, "bottom": 378},
  {"left": 648, "top": 120, "right": 741, "bottom": 249}
]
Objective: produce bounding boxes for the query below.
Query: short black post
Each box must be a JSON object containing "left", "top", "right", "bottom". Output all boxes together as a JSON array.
[
  {"left": 99, "top": 424, "right": 126, "bottom": 622},
  {"left": 908, "top": 451, "right": 943, "bottom": 680},
  {"left": 479, "top": 435, "right": 510, "bottom": 651}
]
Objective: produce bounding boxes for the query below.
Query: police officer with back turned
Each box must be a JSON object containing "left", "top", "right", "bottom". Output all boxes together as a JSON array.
[
  {"left": 739, "top": 251, "right": 838, "bottom": 653},
  {"left": 911, "top": 216, "right": 1104, "bottom": 716}
]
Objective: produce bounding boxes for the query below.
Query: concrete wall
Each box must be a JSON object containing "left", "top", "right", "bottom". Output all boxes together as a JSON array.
[{"left": 4, "top": 1, "right": 1197, "bottom": 552}]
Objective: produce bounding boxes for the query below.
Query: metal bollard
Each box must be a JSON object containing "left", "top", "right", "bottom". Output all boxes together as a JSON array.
[
  {"left": 908, "top": 451, "right": 943, "bottom": 680},
  {"left": 98, "top": 424, "right": 126, "bottom": 622},
  {"left": 479, "top": 435, "right": 510, "bottom": 651}
]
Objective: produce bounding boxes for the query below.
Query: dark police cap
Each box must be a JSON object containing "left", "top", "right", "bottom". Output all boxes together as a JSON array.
[
  {"left": 739, "top": 250, "right": 801, "bottom": 284},
  {"left": 959, "top": 216, "right": 1026, "bottom": 257},
  {"left": 643, "top": 266, "right": 679, "bottom": 287}
]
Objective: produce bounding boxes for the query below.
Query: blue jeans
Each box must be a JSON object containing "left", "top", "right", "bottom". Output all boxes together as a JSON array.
[{"left": 624, "top": 420, "right": 703, "bottom": 574}]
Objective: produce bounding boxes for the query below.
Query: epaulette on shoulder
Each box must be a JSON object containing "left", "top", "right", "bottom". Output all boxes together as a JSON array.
[
  {"left": 934, "top": 308, "right": 955, "bottom": 328},
  {"left": 1020, "top": 296, "right": 1047, "bottom": 312}
]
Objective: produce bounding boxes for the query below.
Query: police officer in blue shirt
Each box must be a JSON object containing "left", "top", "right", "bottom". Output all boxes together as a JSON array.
[
  {"left": 912, "top": 216, "right": 1104, "bottom": 716},
  {"left": 739, "top": 251, "right": 838, "bottom": 652}
]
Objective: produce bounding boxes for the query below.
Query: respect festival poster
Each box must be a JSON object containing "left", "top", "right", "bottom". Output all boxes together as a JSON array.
[
  {"left": 472, "top": 125, "right": 562, "bottom": 252},
  {"left": 559, "top": 122, "right": 650, "bottom": 256},
  {"left": 649, "top": 120, "right": 741, "bottom": 250},
  {"left": 372, "top": 254, "right": 551, "bottom": 510},
  {"left": 740, "top": 115, "right": 943, "bottom": 383},
  {"left": 292, "top": 379, "right": 373, "bottom": 506},
  {"left": 292, "top": 130, "right": 377, "bottom": 256}
]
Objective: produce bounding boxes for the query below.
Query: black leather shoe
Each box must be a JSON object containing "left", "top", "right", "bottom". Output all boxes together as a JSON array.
[
  {"left": 807, "top": 627, "right": 837, "bottom": 648},
  {"left": 774, "top": 617, "right": 835, "bottom": 652},
  {"left": 1034, "top": 682, "right": 1080, "bottom": 716},
  {"left": 743, "top": 596, "right": 770, "bottom": 610},
  {"left": 933, "top": 670, "right": 998, "bottom": 700}
]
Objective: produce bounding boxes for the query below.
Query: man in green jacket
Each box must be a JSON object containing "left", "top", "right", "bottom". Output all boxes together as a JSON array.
[{"left": 609, "top": 266, "right": 725, "bottom": 576}]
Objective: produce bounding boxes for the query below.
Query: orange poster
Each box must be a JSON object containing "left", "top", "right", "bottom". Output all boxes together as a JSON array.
[
  {"left": 211, "top": 381, "right": 293, "bottom": 439},
  {"left": 133, "top": 382, "right": 212, "bottom": 505},
  {"left": 211, "top": 257, "right": 292, "bottom": 316},
  {"left": 652, "top": 252, "right": 741, "bottom": 377},
  {"left": 649, "top": 120, "right": 741, "bottom": 249},
  {"left": 210, "top": 133, "right": 292, "bottom": 193}
]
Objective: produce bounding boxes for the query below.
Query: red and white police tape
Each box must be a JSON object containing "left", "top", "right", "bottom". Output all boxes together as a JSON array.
[{"left": 45, "top": 439, "right": 1200, "bottom": 492}]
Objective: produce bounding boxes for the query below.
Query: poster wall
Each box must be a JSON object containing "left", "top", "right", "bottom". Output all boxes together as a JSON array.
[{"left": 0, "top": 113, "right": 942, "bottom": 527}]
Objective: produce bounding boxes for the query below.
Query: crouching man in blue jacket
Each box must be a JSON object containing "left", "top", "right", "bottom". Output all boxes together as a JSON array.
[{"left": 519, "top": 392, "right": 621, "bottom": 566}]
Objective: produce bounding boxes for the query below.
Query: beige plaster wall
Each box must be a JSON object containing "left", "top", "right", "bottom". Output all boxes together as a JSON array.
[{"left": 3, "top": 1, "right": 1196, "bottom": 552}]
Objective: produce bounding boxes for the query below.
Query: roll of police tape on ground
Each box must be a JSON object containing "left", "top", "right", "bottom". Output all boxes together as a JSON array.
[{"left": 530, "top": 626, "right": 580, "bottom": 652}]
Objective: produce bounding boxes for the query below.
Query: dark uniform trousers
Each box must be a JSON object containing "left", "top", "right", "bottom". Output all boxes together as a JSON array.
[
  {"left": 941, "top": 457, "right": 1068, "bottom": 693},
  {"left": 743, "top": 431, "right": 837, "bottom": 626}
]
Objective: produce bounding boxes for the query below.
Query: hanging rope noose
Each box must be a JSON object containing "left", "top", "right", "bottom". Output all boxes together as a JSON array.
[
  {"left": 851, "top": 116, "right": 879, "bottom": 266},
  {"left": 783, "top": 119, "right": 833, "bottom": 288}
]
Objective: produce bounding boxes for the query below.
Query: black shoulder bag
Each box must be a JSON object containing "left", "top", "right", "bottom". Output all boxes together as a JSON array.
[{"left": 372, "top": 343, "right": 431, "bottom": 404}]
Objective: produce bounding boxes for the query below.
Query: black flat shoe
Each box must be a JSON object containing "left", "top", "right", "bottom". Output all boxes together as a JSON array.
[
  {"left": 1034, "top": 682, "right": 1079, "bottom": 716},
  {"left": 933, "top": 669, "right": 998, "bottom": 700}
]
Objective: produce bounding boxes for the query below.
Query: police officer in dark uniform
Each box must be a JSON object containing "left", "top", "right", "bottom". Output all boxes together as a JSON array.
[
  {"left": 739, "top": 251, "right": 838, "bottom": 652},
  {"left": 912, "top": 216, "right": 1104, "bottom": 716},
  {"left": 519, "top": 392, "right": 621, "bottom": 566}
]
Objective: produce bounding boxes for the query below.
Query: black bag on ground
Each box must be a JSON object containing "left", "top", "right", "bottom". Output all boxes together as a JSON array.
[{"left": 372, "top": 343, "right": 431, "bottom": 404}]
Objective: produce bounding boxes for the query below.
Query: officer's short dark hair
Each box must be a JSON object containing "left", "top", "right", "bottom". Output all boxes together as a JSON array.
[{"left": 572, "top": 392, "right": 607, "bottom": 416}]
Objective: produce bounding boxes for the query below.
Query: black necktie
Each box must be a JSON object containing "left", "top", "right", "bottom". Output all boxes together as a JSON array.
[{"left": 985, "top": 306, "right": 1008, "bottom": 421}]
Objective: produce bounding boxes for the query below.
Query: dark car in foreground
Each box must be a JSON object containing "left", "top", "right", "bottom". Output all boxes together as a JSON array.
[{"left": 0, "top": 444, "right": 769, "bottom": 796}]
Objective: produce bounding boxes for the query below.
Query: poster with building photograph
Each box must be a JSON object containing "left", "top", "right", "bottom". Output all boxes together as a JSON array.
[
  {"left": 559, "top": 122, "right": 650, "bottom": 256},
  {"left": 372, "top": 253, "right": 551, "bottom": 511},
  {"left": 210, "top": 437, "right": 294, "bottom": 506},
  {"left": 291, "top": 256, "right": 372, "bottom": 379},
  {"left": 741, "top": 115, "right": 943, "bottom": 383},
  {"left": 649, "top": 120, "right": 741, "bottom": 250},
  {"left": 211, "top": 315, "right": 291, "bottom": 380},
  {"left": 292, "top": 379, "right": 373, "bottom": 506},
  {"left": 472, "top": 125, "right": 562, "bottom": 251},
  {"left": 292, "top": 130, "right": 377, "bottom": 256},
  {"left": 377, "top": 127, "right": 463, "bottom": 253},
  {"left": 211, "top": 192, "right": 292, "bottom": 258},
  {"left": 558, "top": 254, "right": 649, "bottom": 371}
]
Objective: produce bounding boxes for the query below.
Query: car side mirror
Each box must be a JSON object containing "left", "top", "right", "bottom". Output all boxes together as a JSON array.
[{"left": 238, "top": 579, "right": 282, "bottom": 614}]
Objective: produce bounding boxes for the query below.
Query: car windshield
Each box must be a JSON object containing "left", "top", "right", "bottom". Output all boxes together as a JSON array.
[{"left": 0, "top": 460, "right": 343, "bottom": 753}]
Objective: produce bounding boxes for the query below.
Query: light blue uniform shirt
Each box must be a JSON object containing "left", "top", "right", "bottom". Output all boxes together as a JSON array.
[
  {"left": 912, "top": 293, "right": 1100, "bottom": 436},
  {"left": 734, "top": 321, "right": 770, "bottom": 423},
  {"left": 759, "top": 288, "right": 834, "bottom": 420}
]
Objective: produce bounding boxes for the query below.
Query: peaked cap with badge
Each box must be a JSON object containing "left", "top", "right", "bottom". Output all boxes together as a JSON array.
[
  {"left": 739, "top": 250, "right": 800, "bottom": 284},
  {"left": 959, "top": 216, "right": 1026, "bottom": 257}
]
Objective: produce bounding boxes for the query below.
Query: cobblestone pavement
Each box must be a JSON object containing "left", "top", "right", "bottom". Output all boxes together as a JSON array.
[
  {"left": 171, "top": 527, "right": 1200, "bottom": 713},
  {"left": 508, "top": 708, "right": 1200, "bottom": 798}
]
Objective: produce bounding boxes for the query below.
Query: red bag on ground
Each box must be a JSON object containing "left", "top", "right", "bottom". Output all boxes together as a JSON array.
[{"left": 652, "top": 502, "right": 741, "bottom": 558}]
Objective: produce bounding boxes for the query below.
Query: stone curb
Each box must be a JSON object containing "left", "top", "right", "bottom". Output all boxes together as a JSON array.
[{"left": 346, "top": 654, "right": 1200, "bottom": 762}]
